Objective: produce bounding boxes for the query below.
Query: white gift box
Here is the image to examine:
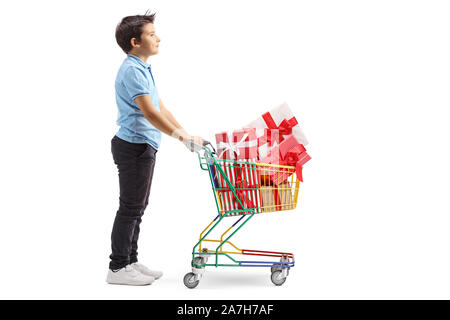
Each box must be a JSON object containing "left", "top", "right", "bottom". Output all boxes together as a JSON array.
[{"left": 246, "top": 102, "right": 309, "bottom": 148}]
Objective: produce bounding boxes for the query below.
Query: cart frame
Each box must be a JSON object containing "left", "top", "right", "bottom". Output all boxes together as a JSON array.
[{"left": 183, "top": 144, "right": 298, "bottom": 288}]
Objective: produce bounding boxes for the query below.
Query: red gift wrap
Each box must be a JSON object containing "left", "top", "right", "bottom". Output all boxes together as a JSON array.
[
  {"left": 215, "top": 128, "right": 260, "bottom": 214},
  {"left": 215, "top": 128, "right": 258, "bottom": 160},
  {"left": 254, "top": 128, "right": 281, "bottom": 160},
  {"left": 216, "top": 163, "right": 261, "bottom": 215},
  {"left": 233, "top": 128, "right": 258, "bottom": 160},
  {"left": 260, "top": 135, "right": 311, "bottom": 183}
]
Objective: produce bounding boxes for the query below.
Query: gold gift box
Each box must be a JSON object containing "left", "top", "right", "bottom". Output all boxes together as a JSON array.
[{"left": 259, "top": 182, "right": 293, "bottom": 213}]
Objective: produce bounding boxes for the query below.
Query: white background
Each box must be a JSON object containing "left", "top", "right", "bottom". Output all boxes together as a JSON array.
[{"left": 0, "top": 0, "right": 449, "bottom": 299}]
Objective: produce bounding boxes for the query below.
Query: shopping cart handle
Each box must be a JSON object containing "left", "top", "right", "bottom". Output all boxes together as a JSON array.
[
  {"left": 202, "top": 140, "right": 210, "bottom": 146},
  {"left": 202, "top": 140, "right": 216, "bottom": 154},
  {"left": 190, "top": 140, "right": 216, "bottom": 154},
  {"left": 190, "top": 139, "right": 216, "bottom": 154}
]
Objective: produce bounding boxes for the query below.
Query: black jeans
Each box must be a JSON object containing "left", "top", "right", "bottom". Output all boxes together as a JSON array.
[{"left": 109, "top": 135, "right": 157, "bottom": 270}]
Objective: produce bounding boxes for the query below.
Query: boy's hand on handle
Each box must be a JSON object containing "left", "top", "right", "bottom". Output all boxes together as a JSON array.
[
  {"left": 172, "top": 128, "right": 204, "bottom": 152},
  {"left": 187, "top": 136, "right": 204, "bottom": 152}
]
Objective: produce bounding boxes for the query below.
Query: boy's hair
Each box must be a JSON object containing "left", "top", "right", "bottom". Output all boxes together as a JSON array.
[{"left": 115, "top": 12, "right": 156, "bottom": 53}]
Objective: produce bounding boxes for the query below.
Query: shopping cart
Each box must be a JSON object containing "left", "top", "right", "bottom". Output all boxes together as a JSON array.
[{"left": 183, "top": 141, "right": 300, "bottom": 289}]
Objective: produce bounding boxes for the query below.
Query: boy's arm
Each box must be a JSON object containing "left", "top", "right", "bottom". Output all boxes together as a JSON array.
[
  {"left": 134, "top": 96, "right": 203, "bottom": 149},
  {"left": 135, "top": 95, "right": 177, "bottom": 136}
]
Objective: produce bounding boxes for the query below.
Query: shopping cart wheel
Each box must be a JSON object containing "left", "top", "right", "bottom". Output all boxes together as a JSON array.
[
  {"left": 271, "top": 258, "right": 290, "bottom": 275},
  {"left": 270, "top": 270, "right": 287, "bottom": 286},
  {"left": 183, "top": 272, "right": 200, "bottom": 289},
  {"left": 271, "top": 264, "right": 282, "bottom": 273},
  {"left": 271, "top": 267, "right": 290, "bottom": 278}
]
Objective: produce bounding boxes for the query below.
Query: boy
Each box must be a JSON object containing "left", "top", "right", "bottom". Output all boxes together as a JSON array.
[{"left": 107, "top": 12, "right": 203, "bottom": 286}]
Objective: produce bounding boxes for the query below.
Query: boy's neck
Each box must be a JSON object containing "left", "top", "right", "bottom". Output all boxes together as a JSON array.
[{"left": 129, "top": 52, "right": 149, "bottom": 63}]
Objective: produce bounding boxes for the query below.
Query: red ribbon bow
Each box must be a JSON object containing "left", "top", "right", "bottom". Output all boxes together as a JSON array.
[
  {"left": 279, "top": 143, "right": 309, "bottom": 183},
  {"left": 262, "top": 112, "right": 298, "bottom": 142},
  {"left": 257, "top": 128, "right": 281, "bottom": 148},
  {"left": 283, "top": 151, "right": 304, "bottom": 182}
]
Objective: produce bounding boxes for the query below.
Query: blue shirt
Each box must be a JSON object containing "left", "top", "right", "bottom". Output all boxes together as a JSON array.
[{"left": 115, "top": 54, "right": 161, "bottom": 150}]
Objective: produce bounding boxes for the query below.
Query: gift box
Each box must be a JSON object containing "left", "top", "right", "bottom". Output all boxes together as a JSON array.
[
  {"left": 214, "top": 128, "right": 259, "bottom": 214},
  {"left": 214, "top": 161, "right": 238, "bottom": 213},
  {"left": 233, "top": 128, "right": 258, "bottom": 160},
  {"left": 214, "top": 161, "right": 261, "bottom": 215},
  {"left": 260, "top": 182, "right": 293, "bottom": 212},
  {"left": 259, "top": 135, "right": 311, "bottom": 184},
  {"left": 256, "top": 128, "right": 281, "bottom": 160},
  {"left": 215, "top": 128, "right": 258, "bottom": 160},
  {"left": 278, "top": 182, "right": 294, "bottom": 211},
  {"left": 232, "top": 177, "right": 258, "bottom": 215},
  {"left": 215, "top": 132, "right": 234, "bottom": 160},
  {"left": 246, "top": 102, "right": 309, "bottom": 151}
]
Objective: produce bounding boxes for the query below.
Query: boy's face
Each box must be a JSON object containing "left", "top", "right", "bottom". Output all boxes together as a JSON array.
[{"left": 132, "top": 23, "right": 160, "bottom": 57}]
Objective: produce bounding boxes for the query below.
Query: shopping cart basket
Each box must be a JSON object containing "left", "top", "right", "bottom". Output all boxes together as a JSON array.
[{"left": 183, "top": 142, "right": 300, "bottom": 288}]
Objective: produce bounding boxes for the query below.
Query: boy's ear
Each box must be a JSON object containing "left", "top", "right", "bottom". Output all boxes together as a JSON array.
[{"left": 130, "top": 37, "right": 140, "bottom": 48}]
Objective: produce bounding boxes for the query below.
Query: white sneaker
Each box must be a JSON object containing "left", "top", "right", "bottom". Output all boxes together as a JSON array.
[
  {"left": 106, "top": 265, "right": 155, "bottom": 285},
  {"left": 131, "top": 262, "right": 163, "bottom": 280}
]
